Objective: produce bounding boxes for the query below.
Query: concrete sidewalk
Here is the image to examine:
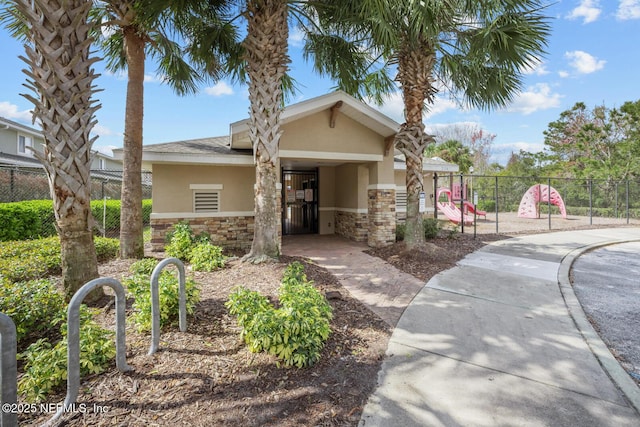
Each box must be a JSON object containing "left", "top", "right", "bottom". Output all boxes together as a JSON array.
[{"left": 359, "top": 228, "right": 640, "bottom": 427}]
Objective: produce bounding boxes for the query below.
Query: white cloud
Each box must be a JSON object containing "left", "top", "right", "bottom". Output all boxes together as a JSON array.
[
  {"left": 558, "top": 70, "right": 570, "bottom": 78},
  {"left": 289, "top": 27, "right": 305, "bottom": 48},
  {"left": 506, "top": 83, "right": 562, "bottom": 115},
  {"left": 617, "top": 0, "right": 640, "bottom": 20},
  {"left": 0, "top": 102, "right": 32, "bottom": 122},
  {"left": 204, "top": 81, "right": 234, "bottom": 97},
  {"left": 94, "top": 145, "right": 118, "bottom": 156},
  {"left": 521, "top": 59, "right": 550, "bottom": 76},
  {"left": 371, "top": 91, "right": 458, "bottom": 123},
  {"left": 92, "top": 123, "right": 117, "bottom": 137},
  {"left": 144, "top": 74, "right": 164, "bottom": 84},
  {"left": 565, "top": 50, "right": 606, "bottom": 74},
  {"left": 567, "top": 0, "right": 602, "bottom": 24}
]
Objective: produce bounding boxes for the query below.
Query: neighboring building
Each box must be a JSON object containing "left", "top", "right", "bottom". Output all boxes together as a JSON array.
[
  {"left": 137, "top": 91, "right": 458, "bottom": 252},
  {"left": 0, "top": 116, "right": 122, "bottom": 171}
]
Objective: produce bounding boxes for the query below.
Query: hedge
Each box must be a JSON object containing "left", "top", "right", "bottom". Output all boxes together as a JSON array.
[{"left": 0, "top": 199, "right": 152, "bottom": 241}]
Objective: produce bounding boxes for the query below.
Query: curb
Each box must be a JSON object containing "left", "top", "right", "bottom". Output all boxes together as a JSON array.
[{"left": 557, "top": 239, "right": 640, "bottom": 415}]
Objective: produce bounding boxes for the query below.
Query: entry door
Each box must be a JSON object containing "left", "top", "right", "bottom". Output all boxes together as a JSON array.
[{"left": 282, "top": 169, "right": 318, "bottom": 235}]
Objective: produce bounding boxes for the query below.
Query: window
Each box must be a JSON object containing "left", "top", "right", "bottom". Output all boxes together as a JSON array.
[
  {"left": 190, "top": 184, "right": 223, "bottom": 213},
  {"left": 98, "top": 158, "right": 106, "bottom": 170},
  {"left": 18, "top": 134, "right": 33, "bottom": 155}
]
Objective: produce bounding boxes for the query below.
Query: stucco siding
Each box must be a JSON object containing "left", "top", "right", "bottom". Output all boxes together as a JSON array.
[
  {"left": 152, "top": 163, "right": 255, "bottom": 213},
  {"left": 280, "top": 110, "right": 384, "bottom": 157}
]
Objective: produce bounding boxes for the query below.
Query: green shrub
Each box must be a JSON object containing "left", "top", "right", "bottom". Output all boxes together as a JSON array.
[
  {"left": 0, "top": 236, "right": 119, "bottom": 282},
  {"left": 125, "top": 259, "right": 200, "bottom": 332},
  {"left": 94, "top": 237, "right": 120, "bottom": 261},
  {"left": 0, "top": 200, "right": 55, "bottom": 241},
  {"left": 18, "top": 308, "right": 116, "bottom": 402},
  {"left": 0, "top": 279, "right": 66, "bottom": 347},
  {"left": 190, "top": 241, "right": 226, "bottom": 272},
  {"left": 226, "top": 262, "right": 332, "bottom": 368},
  {"left": 423, "top": 218, "right": 441, "bottom": 239},
  {"left": 165, "top": 221, "right": 195, "bottom": 261},
  {"left": 395, "top": 218, "right": 441, "bottom": 242},
  {"left": 395, "top": 223, "right": 406, "bottom": 241}
]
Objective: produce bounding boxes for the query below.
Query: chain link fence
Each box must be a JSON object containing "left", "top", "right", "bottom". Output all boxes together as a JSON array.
[
  {"left": 0, "top": 165, "right": 152, "bottom": 239},
  {"left": 434, "top": 173, "right": 640, "bottom": 235}
]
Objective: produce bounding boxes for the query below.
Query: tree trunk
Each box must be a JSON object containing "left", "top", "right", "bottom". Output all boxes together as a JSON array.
[
  {"left": 395, "top": 43, "right": 437, "bottom": 248},
  {"left": 16, "top": 0, "right": 102, "bottom": 301},
  {"left": 119, "top": 26, "right": 145, "bottom": 259},
  {"left": 243, "top": 0, "right": 290, "bottom": 262}
]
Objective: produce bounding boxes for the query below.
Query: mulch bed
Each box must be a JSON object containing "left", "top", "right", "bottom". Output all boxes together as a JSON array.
[{"left": 20, "top": 234, "right": 506, "bottom": 426}]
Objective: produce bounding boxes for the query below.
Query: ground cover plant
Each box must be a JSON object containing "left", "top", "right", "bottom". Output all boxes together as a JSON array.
[
  {"left": 124, "top": 258, "right": 201, "bottom": 332},
  {"left": 0, "top": 236, "right": 121, "bottom": 404}
]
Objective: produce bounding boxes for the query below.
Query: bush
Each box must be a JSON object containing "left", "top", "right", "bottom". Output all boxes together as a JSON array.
[
  {"left": 18, "top": 307, "right": 116, "bottom": 403},
  {"left": 165, "top": 221, "right": 195, "bottom": 261},
  {"left": 0, "top": 279, "right": 66, "bottom": 347},
  {"left": 0, "top": 198, "right": 152, "bottom": 241},
  {"left": 125, "top": 258, "right": 200, "bottom": 332},
  {"left": 190, "top": 241, "right": 226, "bottom": 272},
  {"left": 0, "top": 236, "right": 119, "bottom": 282},
  {"left": 0, "top": 200, "right": 55, "bottom": 241},
  {"left": 395, "top": 218, "right": 442, "bottom": 241},
  {"left": 423, "top": 218, "right": 441, "bottom": 239},
  {"left": 226, "top": 262, "right": 332, "bottom": 368}
]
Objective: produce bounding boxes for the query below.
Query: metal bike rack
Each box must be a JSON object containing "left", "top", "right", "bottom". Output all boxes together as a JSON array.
[
  {"left": 0, "top": 313, "right": 17, "bottom": 427},
  {"left": 148, "top": 258, "right": 187, "bottom": 355}
]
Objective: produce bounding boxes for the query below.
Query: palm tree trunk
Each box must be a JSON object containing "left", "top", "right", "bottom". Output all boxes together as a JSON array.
[
  {"left": 395, "top": 44, "right": 437, "bottom": 248},
  {"left": 119, "top": 25, "right": 145, "bottom": 259},
  {"left": 243, "top": 0, "right": 290, "bottom": 262},
  {"left": 16, "top": 0, "right": 102, "bottom": 301}
]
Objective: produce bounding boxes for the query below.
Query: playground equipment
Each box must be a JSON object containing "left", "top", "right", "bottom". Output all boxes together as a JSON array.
[
  {"left": 436, "top": 188, "right": 474, "bottom": 225},
  {"left": 517, "top": 184, "right": 567, "bottom": 219}
]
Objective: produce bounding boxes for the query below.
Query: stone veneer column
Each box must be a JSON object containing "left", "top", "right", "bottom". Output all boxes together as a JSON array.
[{"left": 367, "top": 188, "right": 396, "bottom": 247}]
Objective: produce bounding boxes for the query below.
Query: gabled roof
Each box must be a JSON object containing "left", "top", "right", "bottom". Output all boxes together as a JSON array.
[
  {"left": 129, "top": 136, "right": 253, "bottom": 165},
  {"left": 229, "top": 90, "right": 400, "bottom": 149}
]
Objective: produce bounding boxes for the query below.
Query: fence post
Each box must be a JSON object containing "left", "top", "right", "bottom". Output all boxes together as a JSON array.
[
  {"left": 9, "top": 168, "right": 15, "bottom": 203},
  {"left": 589, "top": 179, "right": 593, "bottom": 225},
  {"left": 459, "top": 174, "right": 464, "bottom": 233},
  {"left": 433, "top": 173, "right": 438, "bottom": 220},
  {"left": 626, "top": 180, "right": 630, "bottom": 224},
  {"left": 149, "top": 258, "right": 187, "bottom": 355},
  {"left": 0, "top": 313, "right": 17, "bottom": 427},
  {"left": 494, "top": 176, "right": 499, "bottom": 234},
  {"left": 46, "top": 278, "right": 131, "bottom": 425},
  {"left": 548, "top": 178, "right": 552, "bottom": 230}
]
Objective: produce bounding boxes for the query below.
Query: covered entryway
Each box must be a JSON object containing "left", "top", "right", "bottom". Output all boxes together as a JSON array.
[{"left": 282, "top": 169, "right": 318, "bottom": 235}]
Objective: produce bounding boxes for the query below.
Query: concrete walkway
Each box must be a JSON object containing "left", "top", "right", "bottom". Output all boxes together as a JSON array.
[{"left": 284, "top": 229, "right": 640, "bottom": 426}]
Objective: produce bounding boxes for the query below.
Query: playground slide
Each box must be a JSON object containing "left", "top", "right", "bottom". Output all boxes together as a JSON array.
[
  {"left": 463, "top": 201, "right": 486, "bottom": 218},
  {"left": 436, "top": 187, "right": 475, "bottom": 225},
  {"left": 437, "top": 201, "right": 475, "bottom": 225}
]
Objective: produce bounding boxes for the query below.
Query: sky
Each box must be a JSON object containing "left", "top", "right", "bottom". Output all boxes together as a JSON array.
[{"left": 1, "top": 0, "right": 639, "bottom": 166}]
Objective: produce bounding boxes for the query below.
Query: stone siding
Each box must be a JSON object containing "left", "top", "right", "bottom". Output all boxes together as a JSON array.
[
  {"left": 368, "top": 189, "right": 396, "bottom": 247},
  {"left": 151, "top": 216, "right": 255, "bottom": 252},
  {"left": 335, "top": 210, "right": 368, "bottom": 242}
]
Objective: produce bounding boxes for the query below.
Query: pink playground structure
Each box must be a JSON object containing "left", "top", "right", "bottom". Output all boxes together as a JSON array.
[
  {"left": 517, "top": 184, "right": 567, "bottom": 219},
  {"left": 436, "top": 188, "right": 474, "bottom": 225}
]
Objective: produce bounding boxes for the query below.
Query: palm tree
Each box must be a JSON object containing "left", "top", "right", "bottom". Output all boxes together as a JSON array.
[
  {"left": 93, "top": 0, "right": 239, "bottom": 259},
  {"left": 9, "top": 0, "right": 102, "bottom": 300},
  {"left": 240, "top": 0, "right": 290, "bottom": 262},
  {"left": 310, "top": 1, "right": 550, "bottom": 247}
]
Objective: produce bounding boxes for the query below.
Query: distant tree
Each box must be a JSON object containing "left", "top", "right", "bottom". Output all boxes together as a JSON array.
[
  {"left": 425, "top": 139, "right": 473, "bottom": 174},
  {"left": 544, "top": 100, "right": 640, "bottom": 181},
  {"left": 431, "top": 123, "right": 496, "bottom": 173}
]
